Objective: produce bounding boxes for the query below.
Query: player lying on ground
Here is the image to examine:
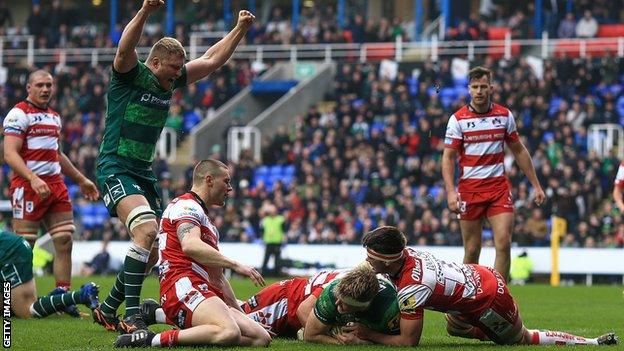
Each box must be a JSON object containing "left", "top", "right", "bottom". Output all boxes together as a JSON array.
[
  {"left": 302, "top": 264, "right": 400, "bottom": 345},
  {"left": 135, "top": 269, "right": 350, "bottom": 338},
  {"left": 114, "top": 159, "right": 271, "bottom": 348},
  {"left": 0, "top": 231, "right": 100, "bottom": 318},
  {"left": 347, "top": 225, "right": 618, "bottom": 346}
]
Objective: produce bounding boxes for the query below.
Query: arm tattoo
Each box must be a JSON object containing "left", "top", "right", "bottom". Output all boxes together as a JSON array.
[{"left": 177, "top": 222, "right": 196, "bottom": 241}]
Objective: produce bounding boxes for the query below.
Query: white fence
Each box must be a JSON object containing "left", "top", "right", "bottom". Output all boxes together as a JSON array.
[{"left": 3, "top": 35, "right": 624, "bottom": 67}]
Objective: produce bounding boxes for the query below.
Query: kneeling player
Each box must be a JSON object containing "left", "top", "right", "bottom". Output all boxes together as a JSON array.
[
  {"left": 303, "top": 264, "right": 400, "bottom": 345},
  {"left": 351, "top": 226, "right": 618, "bottom": 346},
  {"left": 1, "top": 231, "right": 100, "bottom": 318},
  {"left": 114, "top": 159, "right": 271, "bottom": 348}
]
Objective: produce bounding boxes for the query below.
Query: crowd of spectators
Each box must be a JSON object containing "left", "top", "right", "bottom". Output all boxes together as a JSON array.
[
  {"left": 2, "top": 0, "right": 624, "bottom": 52},
  {"left": 217, "top": 56, "right": 624, "bottom": 249}
]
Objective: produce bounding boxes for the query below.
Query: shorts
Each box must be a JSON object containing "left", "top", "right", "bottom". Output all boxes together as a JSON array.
[
  {"left": 458, "top": 189, "right": 514, "bottom": 221},
  {"left": 459, "top": 267, "right": 521, "bottom": 345},
  {"left": 10, "top": 180, "right": 72, "bottom": 222},
  {"left": 242, "top": 279, "right": 301, "bottom": 337},
  {"left": 160, "top": 274, "right": 224, "bottom": 329},
  {"left": 0, "top": 240, "right": 33, "bottom": 289},
  {"left": 96, "top": 161, "right": 162, "bottom": 217}
]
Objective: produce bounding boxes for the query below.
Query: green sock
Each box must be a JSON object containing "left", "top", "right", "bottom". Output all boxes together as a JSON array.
[
  {"left": 101, "top": 270, "right": 125, "bottom": 316},
  {"left": 123, "top": 243, "right": 149, "bottom": 318},
  {"left": 30, "top": 292, "right": 79, "bottom": 318}
]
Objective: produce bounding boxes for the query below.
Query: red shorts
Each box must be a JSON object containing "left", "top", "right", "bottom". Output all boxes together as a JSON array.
[
  {"left": 10, "top": 179, "right": 72, "bottom": 221},
  {"left": 460, "top": 266, "right": 520, "bottom": 344},
  {"left": 458, "top": 189, "right": 514, "bottom": 221},
  {"left": 160, "top": 273, "right": 225, "bottom": 329},
  {"left": 241, "top": 279, "right": 302, "bottom": 338}
]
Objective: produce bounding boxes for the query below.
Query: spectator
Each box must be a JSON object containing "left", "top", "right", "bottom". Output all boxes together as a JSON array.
[
  {"left": 80, "top": 240, "right": 111, "bottom": 276},
  {"left": 557, "top": 12, "right": 577, "bottom": 38},
  {"left": 575, "top": 10, "right": 598, "bottom": 38},
  {"left": 260, "top": 204, "right": 285, "bottom": 276}
]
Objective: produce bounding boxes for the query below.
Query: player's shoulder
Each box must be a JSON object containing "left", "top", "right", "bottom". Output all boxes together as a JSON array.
[
  {"left": 6, "top": 103, "right": 29, "bottom": 117},
  {"left": 491, "top": 103, "right": 511, "bottom": 116},
  {"left": 166, "top": 194, "right": 205, "bottom": 219},
  {"left": 451, "top": 105, "right": 471, "bottom": 119}
]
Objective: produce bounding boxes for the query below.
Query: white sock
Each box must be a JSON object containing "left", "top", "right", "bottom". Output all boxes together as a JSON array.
[
  {"left": 155, "top": 308, "right": 167, "bottom": 324},
  {"left": 151, "top": 333, "right": 161, "bottom": 347},
  {"left": 530, "top": 330, "right": 598, "bottom": 345}
]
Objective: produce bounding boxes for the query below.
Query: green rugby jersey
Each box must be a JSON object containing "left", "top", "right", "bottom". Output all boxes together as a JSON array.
[
  {"left": 99, "top": 61, "right": 187, "bottom": 168},
  {"left": 313, "top": 277, "right": 400, "bottom": 335},
  {"left": 0, "top": 231, "right": 30, "bottom": 264}
]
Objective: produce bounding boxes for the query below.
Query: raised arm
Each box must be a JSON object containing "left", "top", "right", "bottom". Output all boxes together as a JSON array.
[
  {"left": 185, "top": 10, "right": 255, "bottom": 85},
  {"left": 114, "top": 0, "right": 164, "bottom": 73}
]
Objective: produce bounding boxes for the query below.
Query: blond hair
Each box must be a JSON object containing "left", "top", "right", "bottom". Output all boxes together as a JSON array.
[
  {"left": 147, "top": 37, "right": 186, "bottom": 62},
  {"left": 336, "top": 264, "right": 379, "bottom": 304}
]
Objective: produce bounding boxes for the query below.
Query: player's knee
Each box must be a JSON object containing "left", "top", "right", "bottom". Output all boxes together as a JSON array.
[
  {"left": 125, "top": 206, "right": 158, "bottom": 243},
  {"left": 50, "top": 223, "right": 75, "bottom": 251},
  {"left": 495, "top": 240, "right": 511, "bottom": 253}
]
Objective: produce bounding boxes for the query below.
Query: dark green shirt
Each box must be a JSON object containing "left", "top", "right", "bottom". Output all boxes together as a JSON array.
[{"left": 99, "top": 61, "right": 187, "bottom": 169}]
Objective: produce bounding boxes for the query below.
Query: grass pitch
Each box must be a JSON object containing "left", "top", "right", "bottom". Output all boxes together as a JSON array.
[{"left": 7, "top": 275, "right": 623, "bottom": 350}]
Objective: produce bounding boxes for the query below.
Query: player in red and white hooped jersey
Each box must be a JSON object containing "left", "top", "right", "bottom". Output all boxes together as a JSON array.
[
  {"left": 442, "top": 66, "right": 545, "bottom": 281},
  {"left": 240, "top": 269, "right": 349, "bottom": 337},
  {"left": 115, "top": 159, "right": 271, "bottom": 348},
  {"left": 2, "top": 70, "right": 99, "bottom": 297},
  {"left": 348, "top": 226, "right": 618, "bottom": 346},
  {"left": 613, "top": 161, "right": 624, "bottom": 213}
]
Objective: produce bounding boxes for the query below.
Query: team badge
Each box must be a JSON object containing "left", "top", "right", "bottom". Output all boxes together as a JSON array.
[{"left": 26, "top": 201, "right": 34, "bottom": 213}]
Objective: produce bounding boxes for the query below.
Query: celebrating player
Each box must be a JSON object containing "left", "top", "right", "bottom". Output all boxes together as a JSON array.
[
  {"left": 3, "top": 69, "right": 99, "bottom": 315},
  {"left": 92, "top": 0, "right": 256, "bottom": 333},
  {"left": 613, "top": 160, "right": 624, "bottom": 213},
  {"left": 0, "top": 230, "right": 100, "bottom": 318},
  {"left": 303, "top": 264, "right": 400, "bottom": 345},
  {"left": 114, "top": 159, "right": 271, "bottom": 348},
  {"left": 349, "top": 225, "right": 618, "bottom": 346},
  {"left": 442, "top": 66, "right": 545, "bottom": 281}
]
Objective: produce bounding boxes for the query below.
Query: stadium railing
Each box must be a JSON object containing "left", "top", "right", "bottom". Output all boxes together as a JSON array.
[{"left": 2, "top": 33, "right": 624, "bottom": 66}]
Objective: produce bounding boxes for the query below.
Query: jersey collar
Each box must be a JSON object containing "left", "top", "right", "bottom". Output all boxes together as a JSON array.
[
  {"left": 189, "top": 191, "right": 210, "bottom": 214},
  {"left": 467, "top": 101, "right": 493, "bottom": 114}
]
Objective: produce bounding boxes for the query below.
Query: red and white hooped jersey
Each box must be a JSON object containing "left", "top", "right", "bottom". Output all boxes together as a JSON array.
[
  {"left": 3, "top": 101, "right": 62, "bottom": 184},
  {"left": 157, "top": 192, "right": 220, "bottom": 294},
  {"left": 288, "top": 269, "right": 350, "bottom": 305},
  {"left": 392, "top": 248, "right": 496, "bottom": 320},
  {"left": 444, "top": 103, "right": 519, "bottom": 193},
  {"left": 615, "top": 162, "right": 624, "bottom": 189}
]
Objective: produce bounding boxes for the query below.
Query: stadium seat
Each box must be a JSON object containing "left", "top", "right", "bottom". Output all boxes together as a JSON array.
[
  {"left": 251, "top": 80, "right": 298, "bottom": 96},
  {"left": 269, "top": 165, "right": 283, "bottom": 176},
  {"left": 596, "top": 24, "right": 624, "bottom": 37},
  {"left": 283, "top": 165, "right": 295, "bottom": 176}
]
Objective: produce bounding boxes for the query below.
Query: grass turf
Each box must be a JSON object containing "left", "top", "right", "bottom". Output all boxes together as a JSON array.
[{"left": 6, "top": 275, "right": 623, "bottom": 350}]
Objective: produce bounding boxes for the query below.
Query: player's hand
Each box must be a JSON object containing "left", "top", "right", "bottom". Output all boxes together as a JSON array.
[
  {"left": 79, "top": 178, "right": 100, "bottom": 201},
  {"left": 446, "top": 190, "right": 460, "bottom": 213},
  {"left": 232, "top": 263, "right": 266, "bottom": 287},
  {"left": 533, "top": 186, "right": 546, "bottom": 206},
  {"left": 31, "top": 177, "right": 51, "bottom": 200},
  {"left": 341, "top": 322, "right": 371, "bottom": 339},
  {"left": 335, "top": 331, "right": 372, "bottom": 345},
  {"left": 142, "top": 0, "right": 164, "bottom": 14},
  {"left": 259, "top": 323, "right": 277, "bottom": 338},
  {"left": 236, "top": 10, "right": 255, "bottom": 31}
]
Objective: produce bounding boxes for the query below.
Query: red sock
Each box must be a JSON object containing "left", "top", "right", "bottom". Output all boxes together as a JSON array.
[
  {"left": 56, "top": 280, "right": 71, "bottom": 291},
  {"left": 154, "top": 329, "right": 180, "bottom": 347}
]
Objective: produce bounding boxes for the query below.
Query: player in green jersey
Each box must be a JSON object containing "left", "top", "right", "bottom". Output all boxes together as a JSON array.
[
  {"left": 0, "top": 231, "right": 100, "bottom": 318},
  {"left": 92, "top": 0, "right": 255, "bottom": 334},
  {"left": 303, "top": 264, "right": 400, "bottom": 345}
]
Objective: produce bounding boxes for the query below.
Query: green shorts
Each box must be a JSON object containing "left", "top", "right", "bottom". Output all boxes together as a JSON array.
[
  {"left": 96, "top": 161, "right": 163, "bottom": 217},
  {"left": 1, "top": 242, "right": 33, "bottom": 289}
]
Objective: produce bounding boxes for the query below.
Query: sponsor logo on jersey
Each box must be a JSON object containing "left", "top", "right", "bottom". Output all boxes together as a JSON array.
[{"left": 139, "top": 93, "right": 171, "bottom": 108}]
